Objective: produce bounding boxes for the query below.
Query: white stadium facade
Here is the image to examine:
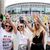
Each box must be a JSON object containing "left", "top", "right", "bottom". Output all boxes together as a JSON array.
[
  {"left": 5, "top": 2, "right": 50, "bottom": 14},
  {"left": 5, "top": 2, "right": 50, "bottom": 23}
]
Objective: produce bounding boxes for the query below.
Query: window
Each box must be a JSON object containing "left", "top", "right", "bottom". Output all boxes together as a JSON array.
[{"left": 8, "top": 10, "right": 11, "bottom": 13}]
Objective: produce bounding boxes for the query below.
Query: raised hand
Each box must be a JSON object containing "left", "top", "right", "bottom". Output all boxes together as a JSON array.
[{"left": 32, "top": 13, "right": 40, "bottom": 23}]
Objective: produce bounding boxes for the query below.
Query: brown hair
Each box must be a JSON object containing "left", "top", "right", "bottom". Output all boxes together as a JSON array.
[{"left": 4, "top": 21, "right": 13, "bottom": 32}]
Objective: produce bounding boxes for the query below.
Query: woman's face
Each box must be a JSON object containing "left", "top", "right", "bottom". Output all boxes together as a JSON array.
[
  {"left": 17, "top": 24, "right": 24, "bottom": 31},
  {"left": 35, "top": 22, "right": 40, "bottom": 30},
  {"left": 5, "top": 23, "right": 11, "bottom": 32}
]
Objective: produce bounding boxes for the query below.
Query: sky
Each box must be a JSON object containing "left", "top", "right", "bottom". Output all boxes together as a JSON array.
[{"left": 5, "top": 0, "right": 50, "bottom": 7}]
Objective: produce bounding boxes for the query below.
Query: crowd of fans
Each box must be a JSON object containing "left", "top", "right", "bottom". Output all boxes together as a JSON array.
[{"left": 0, "top": 13, "right": 50, "bottom": 50}]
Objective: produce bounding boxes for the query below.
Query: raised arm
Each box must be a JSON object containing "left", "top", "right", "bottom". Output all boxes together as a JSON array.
[
  {"left": 32, "top": 14, "right": 47, "bottom": 31},
  {"left": 24, "top": 19, "right": 34, "bottom": 33},
  {"left": 6, "top": 15, "right": 17, "bottom": 34},
  {"left": 9, "top": 20, "right": 17, "bottom": 34},
  {"left": 42, "top": 30, "right": 45, "bottom": 48}
]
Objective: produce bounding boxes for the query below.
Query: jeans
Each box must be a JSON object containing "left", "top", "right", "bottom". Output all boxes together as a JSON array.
[{"left": 18, "top": 44, "right": 28, "bottom": 50}]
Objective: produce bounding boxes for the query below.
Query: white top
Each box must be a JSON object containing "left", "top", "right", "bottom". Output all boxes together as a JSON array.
[
  {"left": 19, "top": 34, "right": 28, "bottom": 45},
  {"left": 0, "top": 30, "right": 14, "bottom": 50},
  {"left": 16, "top": 31, "right": 28, "bottom": 45},
  {"left": 0, "top": 27, "right": 4, "bottom": 33},
  {"left": 24, "top": 27, "right": 33, "bottom": 42}
]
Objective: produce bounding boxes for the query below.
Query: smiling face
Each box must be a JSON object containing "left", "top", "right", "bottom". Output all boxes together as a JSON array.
[
  {"left": 5, "top": 22, "right": 12, "bottom": 32},
  {"left": 17, "top": 23, "right": 24, "bottom": 31}
]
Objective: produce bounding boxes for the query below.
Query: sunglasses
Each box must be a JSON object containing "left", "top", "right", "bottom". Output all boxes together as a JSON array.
[
  {"left": 18, "top": 26, "right": 24, "bottom": 28},
  {"left": 6, "top": 18, "right": 9, "bottom": 19},
  {"left": 5, "top": 25, "right": 11, "bottom": 28}
]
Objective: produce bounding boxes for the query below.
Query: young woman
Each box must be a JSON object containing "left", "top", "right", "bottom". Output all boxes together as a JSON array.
[
  {"left": 1, "top": 15, "right": 17, "bottom": 50},
  {"left": 24, "top": 14, "right": 45, "bottom": 50},
  {"left": 17, "top": 23, "right": 30, "bottom": 50}
]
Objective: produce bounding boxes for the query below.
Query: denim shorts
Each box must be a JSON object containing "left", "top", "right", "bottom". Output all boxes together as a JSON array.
[{"left": 18, "top": 44, "right": 28, "bottom": 50}]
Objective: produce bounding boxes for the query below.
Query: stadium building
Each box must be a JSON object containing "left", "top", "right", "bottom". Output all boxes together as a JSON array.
[
  {"left": 5, "top": 2, "right": 50, "bottom": 23},
  {"left": 5, "top": 2, "right": 50, "bottom": 14}
]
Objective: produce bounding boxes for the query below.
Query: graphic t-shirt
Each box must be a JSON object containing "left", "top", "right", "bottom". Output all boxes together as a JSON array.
[{"left": 0, "top": 30, "right": 14, "bottom": 50}]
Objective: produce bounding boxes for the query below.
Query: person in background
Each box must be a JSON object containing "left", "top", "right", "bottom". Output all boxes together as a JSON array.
[
  {"left": 46, "top": 20, "right": 50, "bottom": 50},
  {"left": 0, "top": 14, "right": 4, "bottom": 32},
  {"left": 48, "top": 20, "right": 50, "bottom": 35}
]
